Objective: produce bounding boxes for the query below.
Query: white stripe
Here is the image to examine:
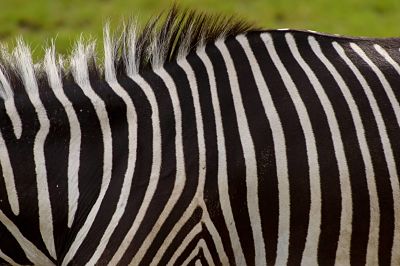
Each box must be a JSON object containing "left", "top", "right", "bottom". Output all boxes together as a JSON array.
[
  {"left": 0, "top": 68, "right": 13, "bottom": 99},
  {"left": 179, "top": 53, "right": 207, "bottom": 207},
  {"left": 166, "top": 222, "right": 203, "bottom": 266},
  {"left": 4, "top": 100, "right": 22, "bottom": 139},
  {"left": 0, "top": 78, "right": 22, "bottom": 216},
  {"left": 180, "top": 56, "right": 229, "bottom": 263},
  {"left": 215, "top": 39, "right": 266, "bottom": 265},
  {"left": 30, "top": 93, "right": 55, "bottom": 259},
  {"left": 85, "top": 30, "right": 138, "bottom": 265},
  {"left": 260, "top": 33, "right": 321, "bottom": 265},
  {"left": 0, "top": 67, "right": 22, "bottom": 139},
  {"left": 197, "top": 42, "right": 246, "bottom": 265},
  {"left": 44, "top": 48, "right": 81, "bottom": 228},
  {"left": 181, "top": 239, "right": 214, "bottom": 266},
  {"left": 202, "top": 210, "right": 230, "bottom": 264},
  {"left": 152, "top": 55, "right": 228, "bottom": 264},
  {"left": 0, "top": 130, "right": 19, "bottom": 215},
  {"left": 108, "top": 74, "right": 162, "bottom": 266},
  {"left": 335, "top": 41, "right": 399, "bottom": 266},
  {"left": 61, "top": 43, "right": 113, "bottom": 265},
  {"left": 149, "top": 202, "right": 199, "bottom": 266},
  {"left": 14, "top": 42, "right": 56, "bottom": 259},
  {"left": 236, "top": 35, "right": 290, "bottom": 265},
  {"left": 0, "top": 209, "right": 53, "bottom": 265},
  {"left": 371, "top": 44, "right": 400, "bottom": 265},
  {"left": 310, "top": 37, "right": 380, "bottom": 266},
  {"left": 149, "top": 55, "right": 214, "bottom": 265},
  {"left": 286, "top": 33, "right": 352, "bottom": 265},
  {"left": 129, "top": 67, "right": 186, "bottom": 265},
  {"left": 351, "top": 44, "right": 400, "bottom": 128},
  {"left": 351, "top": 43, "right": 400, "bottom": 265},
  {"left": 0, "top": 248, "right": 24, "bottom": 266}
]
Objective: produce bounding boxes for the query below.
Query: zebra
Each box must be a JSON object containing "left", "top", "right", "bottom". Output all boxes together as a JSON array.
[{"left": 0, "top": 6, "right": 399, "bottom": 265}]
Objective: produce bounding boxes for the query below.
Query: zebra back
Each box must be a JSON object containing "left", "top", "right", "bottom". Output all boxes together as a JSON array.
[{"left": 0, "top": 7, "right": 399, "bottom": 266}]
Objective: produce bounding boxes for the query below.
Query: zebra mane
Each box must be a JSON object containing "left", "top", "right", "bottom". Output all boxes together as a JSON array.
[{"left": 0, "top": 6, "right": 257, "bottom": 100}]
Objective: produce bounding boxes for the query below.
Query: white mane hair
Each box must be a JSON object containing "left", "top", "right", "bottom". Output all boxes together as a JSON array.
[{"left": 0, "top": 6, "right": 256, "bottom": 100}]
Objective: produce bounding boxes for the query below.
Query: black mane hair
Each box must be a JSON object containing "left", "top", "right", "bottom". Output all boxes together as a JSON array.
[
  {"left": 116, "top": 5, "right": 258, "bottom": 73},
  {"left": 0, "top": 6, "right": 258, "bottom": 99}
]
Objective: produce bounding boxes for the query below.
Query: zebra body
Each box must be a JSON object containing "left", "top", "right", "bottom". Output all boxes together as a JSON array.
[{"left": 0, "top": 10, "right": 399, "bottom": 265}]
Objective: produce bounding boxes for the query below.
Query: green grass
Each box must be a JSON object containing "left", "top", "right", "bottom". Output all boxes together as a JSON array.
[{"left": 1, "top": 0, "right": 400, "bottom": 60}]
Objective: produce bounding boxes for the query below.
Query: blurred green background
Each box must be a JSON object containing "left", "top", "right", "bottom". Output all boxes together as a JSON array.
[{"left": 1, "top": 0, "right": 400, "bottom": 60}]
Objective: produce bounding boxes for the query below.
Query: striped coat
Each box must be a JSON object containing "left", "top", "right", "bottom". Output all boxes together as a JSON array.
[{"left": 0, "top": 9, "right": 399, "bottom": 265}]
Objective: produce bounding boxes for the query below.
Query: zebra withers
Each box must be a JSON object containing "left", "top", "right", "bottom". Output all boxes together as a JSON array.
[{"left": 0, "top": 7, "right": 399, "bottom": 265}]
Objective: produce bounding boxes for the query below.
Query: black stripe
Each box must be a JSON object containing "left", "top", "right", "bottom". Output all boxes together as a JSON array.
[
  {"left": 141, "top": 61, "right": 200, "bottom": 263},
  {"left": 118, "top": 70, "right": 177, "bottom": 265},
  {"left": 37, "top": 76, "right": 70, "bottom": 257},
  {"left": 97, "top": 75, "right": 153, "bottom": 264},
  {"left": 158, "top": 207, "right": 203, "bottom": 265},
  {"left": 72, "top": 77, "right": 129, "bottom": 264},
  {"left": 188, "top": 51, "right": 237, "bottom": 264},
  {"left": 228, "top": 35, "right": 279, "bottom": 265},
  {"left": 345, "top": 42, "right": 396, "bottom": 266},
  {"left": 0, "top": 212, "right": 30, "bottom": 264},
  {"left": 318, "top": 39, "right": 372, "bottom": 265},
  {"left": 200, "top": 222, "right": 223, "bottom": 266},
  {"left": 361, "top": 45, "right": 400, "bottom": 182},
  {"left": 287, "top": 32, "right": 341, "bottom": 266},
  {"left": 186, "top": 247, "right": 209, "bottom": 266},
  {"left": 251, "top": 33, "right": 311, "bottom": 265},
  {"left": 289, "top": 32, "right": 346, "bottom": 265},
  {"left": 0, "top": 76, "right": 48, "bottom": 256},
  {"left": 340, "top": 41, "right": 394, "bottom": 266},
  {"left": 3, "top": 30, "right": 400, "bottom": 265},
  {"left": 207, "top": 41, "right": 255, "bottom": 265},
  {"left": 174, "top": 232, "right": 202, "bottom": 266},
  {"left": 59, "top": 75, "right": 104, "bottom": 261}
]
